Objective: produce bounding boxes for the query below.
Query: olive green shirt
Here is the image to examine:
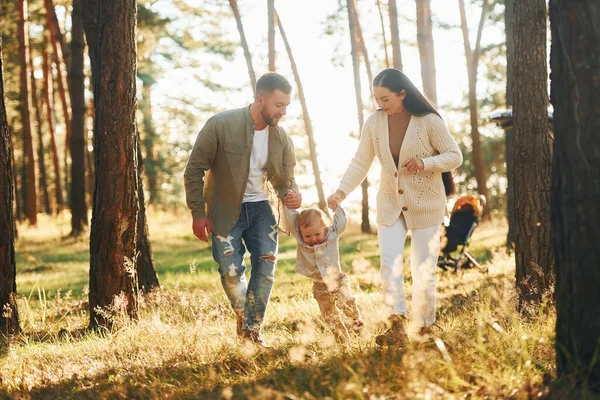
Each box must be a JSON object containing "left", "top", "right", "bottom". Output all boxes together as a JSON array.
[{"left": 184, "top": 106, "right": 298, "bottom": 237}]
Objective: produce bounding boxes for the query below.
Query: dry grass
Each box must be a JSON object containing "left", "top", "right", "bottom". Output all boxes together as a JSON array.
[{"left": 1, "top": 212, "right": 557, "bottom": 399}]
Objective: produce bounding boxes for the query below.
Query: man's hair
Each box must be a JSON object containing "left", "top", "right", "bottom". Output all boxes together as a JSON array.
[
  {"left": 297, "top": 208, "right": 327, "bottom": 229},
  {"left": 256, "top": 72, "right": 292, "bottom": 96}
]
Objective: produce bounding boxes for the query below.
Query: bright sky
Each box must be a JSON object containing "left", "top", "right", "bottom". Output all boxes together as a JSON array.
[{"left": 152, "top": 0, "right": 505, "bottom": 211}]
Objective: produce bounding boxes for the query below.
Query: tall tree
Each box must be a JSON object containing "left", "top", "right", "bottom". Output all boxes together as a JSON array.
[
  {"left": 353, "top": 1, "right": 373, "bottom": 90},
  {"left": 388, "top": 0, "right": 402, "bottom": 70},
  {"left": 17, "top": 0, "right": 37, "bottom": 225},
  {"left": 550, "top": 0, "right": 600, "bottom": 390},
  {"left": 458, "top": 0, "right": 490, "bottom": 216},
  {"left": 0, "top": 28, "right": 20, "bottom": 335},
  {"left": 43, "top": 0, "right": 70, "bottom": 73},
  {"left": 346, "top": 0, "right": 371, "bottom": 234},
  {"left": 69, "top": 0, "right": 87, "bottom": 235},
  {"left": 86, "top": 0, "right": 140, "bottom": 328},
  {"left": 268, "top": 0, "right": 275, "bottom": 71},
  {"left": 415, "top": 0, "right": 436, "bottom": 104},
  {"left": 228, "top": 0, "right": 256, "bottom": 92},
  {"left": 276, "top": 10, "right": 328, "bottom": 215},
  {"left": 512, "top": 0, "right": 553, "bottom": 308},
  {"left": 504, "top": 0, "right": 515, "bottom": 249},
  {"left": 139, "top": 82, "right": 158, "bottom": 204}
]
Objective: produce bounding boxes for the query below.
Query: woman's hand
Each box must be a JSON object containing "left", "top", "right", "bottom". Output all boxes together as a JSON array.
[
  {"left": 327, "top": 191, "right": 344, "bottom": 210},
  {"left": 402, "top": 157, "right": 425, "bottom": 173}
]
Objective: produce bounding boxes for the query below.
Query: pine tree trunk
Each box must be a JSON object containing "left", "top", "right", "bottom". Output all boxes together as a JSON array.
[
  {"left": 42, "top": 31, "right": 64, "bottom": 212},
  {"left": 388, "top": 0, "right": 401, "bottom": 70},
  {"left": 353, "top": 1, "right": 373, "bottom": 91},
  {"left": 228, "top": 0, "right": 256, "bottom": 93},
  {"left": 550, "top": 0, "right": 600, "bottom": 389},
  {"left": 276, "top": 10, "right": 328, "bottom": 215},
  {"left": 85, "top": 90, "right": 94, "bottom": 208},
  {"left": 87, "top": 0, "right": 140, "bottom": 328},
  {"left": 512, "top": 0, "right": 553, "bottom": 308},
  {"left": 346, "top": 0, "right": 371, "bottom": 234},
  {"left": 18, "top": 0, "right": 37, "bottom": 225},
  {"left": 140, "top": 83, "right": 158, "bottom": 205},
  {"left": 458, "top": 0, "right": 490, "bottom": 217},
  {"left": 11, "top": 136, "right": 22, "bottom": 223},
  {"left": 415, "top": 0, "right": 437, "bottom": 104},
  {"left": 0, "top": 32, "right": 20, "bottom": 335},
  {"left": 69, "top": 0, "right": 87, "bottom": 235},
  {"left": 504, "top": 0, "right": 515, "bottom": 249},
  {"left": 268, "top": 0, "right": 275, "bottom": 71},
  {"left": 29, "top": 35, "right": 51, "bottom": 215},
  {"left": 44, "top": 0, "right": 70, "bottom": 76}
]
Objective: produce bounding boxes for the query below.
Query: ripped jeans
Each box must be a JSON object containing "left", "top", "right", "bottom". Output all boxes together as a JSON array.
[{"left": 211, "top": 201, "right": 278, "bottom": 334}]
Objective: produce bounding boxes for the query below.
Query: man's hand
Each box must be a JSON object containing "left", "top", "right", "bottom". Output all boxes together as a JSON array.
[
  {"left": 402, "top": 157, "right": 425, "bottom": 173},
  {"left": 192, "top": 217, "right": 212, "bottom": 242},
  {"left": 284, "top": 190, "right": 302, "bottom": 209},
  {"left": 327, "top": 192, "right": 344, "bottom": 210}
]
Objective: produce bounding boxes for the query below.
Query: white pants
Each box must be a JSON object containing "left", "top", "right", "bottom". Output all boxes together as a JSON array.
[{"left": 378, "top": 214, "right": 441, "bottom": 327}]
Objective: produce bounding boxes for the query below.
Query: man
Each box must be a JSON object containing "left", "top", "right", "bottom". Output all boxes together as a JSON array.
[{"left": 184, "top": 72, "right": 302, "bottom": 346}]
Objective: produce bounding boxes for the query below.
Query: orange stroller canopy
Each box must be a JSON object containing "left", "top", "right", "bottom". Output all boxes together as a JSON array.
[{"left": 452, "top": 195, "right": 486, "bottom": 218}]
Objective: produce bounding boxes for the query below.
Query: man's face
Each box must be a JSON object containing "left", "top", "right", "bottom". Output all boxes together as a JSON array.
[{"left": 258, "top": 90, "right": 291, "bottom": 127}]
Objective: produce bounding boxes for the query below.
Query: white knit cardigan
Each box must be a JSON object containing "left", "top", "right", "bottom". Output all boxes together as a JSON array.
[{"left": 338, "top": 111, "right": 463, "bottom": 229}]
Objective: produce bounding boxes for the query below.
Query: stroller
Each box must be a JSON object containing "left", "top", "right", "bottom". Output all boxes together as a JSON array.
[{"left": 438, "top": 195, "right": 487, "bottom": 272}]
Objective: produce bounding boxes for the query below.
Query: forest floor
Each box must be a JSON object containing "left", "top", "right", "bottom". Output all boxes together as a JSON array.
[{"left": 1, "top": 210, "right": 557, "bottom": 399}]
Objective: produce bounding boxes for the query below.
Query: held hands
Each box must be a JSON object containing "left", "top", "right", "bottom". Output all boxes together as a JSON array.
[
  {"left": 327, "top": 191, "right": 344, "bottom": 210},
  {"left": 284, "top": 190, "right": 302, "bottom": 209},
  {"left": 192, "top": 217, "right": 212, "bottom": 242},
  {"left": 402, "top": 157, "right": 425, "bottom": 173}
]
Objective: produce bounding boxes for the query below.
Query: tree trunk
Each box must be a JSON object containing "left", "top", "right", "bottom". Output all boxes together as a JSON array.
[
  {"left": 512, "top": 0, "right": 553, "bottom": 308},
  {"left": 18, "top": 0, "right": 37, "bottom": 225},
  {"left": 29, "top": 35, "right": 51, "bottom": 215},
  {"left": 69, "top": 0, "right": 87, "bottom": 235},
  {"left": 228, "top": 0, "right": 256, "bottom": 93},
  {"left": 504, "top": 0, "right": 515, "bottom": 249},
  {"left": 268, "top": 0, "right": 275, "bottom": 71},
  {"left": 346, "top": 0, "right": 371, "bottom": 234},
  {"left": 0, "top": 32, "right": 20, "bottom": 336},
  {"left": 388, "top": 0, "right": 401, "bottom": 70},
  {"left": 140, "top": 83, "right": 158, "bottom": 205},
  {"left": 415, "top": 0, "right": 437, "bottom": 104},
  {"left": 42, "top": 31, "right": 64, "bottom": 212},
  {"left": 276, "top": 10, "right": 328, "bottom": 215},
  {"left": 85, "top": 88, "right": 94, "bottom": 209},
  {"left": 136, "top": 135, "right": 159, "bottom": 292},
  {"left": 353, "top": 0, "right": 373, "bottom": 92},
  {"left": 43, "top": 0, "right": 70, "bottom": 74},
  {"left": 11, "top": 134, "right": 22, "bottom": 223},
  {"left": 550, "top": 0, "right": 600, "bottom": 390},
  {"left": 86, "top": 0, "right": 140, "bottom": 329},
  {"left": 458, "top": 0, "right": 490, "bottom": 217}
]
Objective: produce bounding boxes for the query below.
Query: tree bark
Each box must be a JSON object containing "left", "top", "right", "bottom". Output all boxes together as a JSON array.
[
  {"left": 0, "top": 31, "right": 20, "bottom": 336},
  {"left": 228, "top": 0, "right": 256, "bottom": 93},
  {"left": 268, "top": 0, "right": 275, "bottom": 71},
  {"left": 415, "top": 0, "right": 437, "bottom": 104},
  {"left": 18, "top": 0, "right": 37, "bottom": 225},
  {"left": 346, "top": 0, "right": 371, "bottom": 234},
  {"left": 87, "top": 0, "right": 140, "bottom": 329},
  {"left": 512, "top": 0, "right": 553, "bottom": 308},
  {"left": 458, "top": 0, "right": 490, "bottom": 217},
  {"left": 388, "top": 0, "right": 401, "bottom": 70},
  {"left": 69, "top": 0, "right": 87, "bottom": 235},
  {"left": 276, "top": 10, "right": 328, "bottom": 215},
  {"left": 504, "top": 0, "right": 515, "bottom": 249},
  {"left": 550, "top": 0, "right": 600, "bottom": 390},
  {"left": 43, "top": 0, "right": 70, "bottom": 74},
  {"left": 42, "top": 31, "right": 64, "bottom": 212}
]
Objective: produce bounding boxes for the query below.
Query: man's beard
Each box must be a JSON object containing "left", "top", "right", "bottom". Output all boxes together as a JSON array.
[{"left": 261, "top": 110, "right": 280, "bottom": 127}]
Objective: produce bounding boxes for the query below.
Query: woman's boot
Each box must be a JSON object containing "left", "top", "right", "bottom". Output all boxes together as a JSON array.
[{"left": 375, "top": 314, "right": 409, "bottom": 347}]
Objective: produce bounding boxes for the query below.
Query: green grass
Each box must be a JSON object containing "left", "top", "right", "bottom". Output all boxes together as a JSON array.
[{"left": 1, "top": 212, "right": 558, "bottom": 399}]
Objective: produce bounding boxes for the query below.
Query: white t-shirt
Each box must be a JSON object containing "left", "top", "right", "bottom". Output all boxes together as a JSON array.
[{"left": 243, "top": 127, "right": 269, "bottom": 203}]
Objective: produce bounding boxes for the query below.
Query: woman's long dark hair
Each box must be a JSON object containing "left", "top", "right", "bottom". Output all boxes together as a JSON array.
[{"left": 374, "top": 68, "right": 456, "bottom": 196}]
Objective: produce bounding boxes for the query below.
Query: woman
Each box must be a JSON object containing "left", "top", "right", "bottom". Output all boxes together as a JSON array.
[{"left": 327, "top": 69, "right": 462, "bottom": 346}]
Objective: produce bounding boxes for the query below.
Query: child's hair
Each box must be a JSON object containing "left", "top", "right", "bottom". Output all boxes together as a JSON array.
[{"left": 297, "top": 208, "right": 328, "bottom": 229}]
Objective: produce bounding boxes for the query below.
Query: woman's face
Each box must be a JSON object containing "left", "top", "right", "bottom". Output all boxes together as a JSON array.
[{"left": 374, "top": 86, "right": 407, "bottom": 115}]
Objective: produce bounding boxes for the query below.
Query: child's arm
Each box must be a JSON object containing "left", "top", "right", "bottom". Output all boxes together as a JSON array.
[{"left": 332, "top": 206, "right": 348, "bottom": 235}]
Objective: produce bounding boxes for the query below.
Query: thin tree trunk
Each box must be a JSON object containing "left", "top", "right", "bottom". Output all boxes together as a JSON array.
[
  {"left": 86, "top": 0, "right": 140, "bottom": 328},
  {"left": 42, "top": 31, "right": 63, "bottom": 212},
  {"left": 18, "top": 0, "right": 37, "bottom": 225},
  {"left": 228, "top": 0, "right": 256, "bottom": 93},
  {"left": 276, "top": 10, "right": 328, "bottom": 215},
  {"left": 85, "top": 86, "right": 94, "bottom": 209},
  {"left": 415, "top": 0, "right": 437, "bottom": 104},
  {"left": 376, "top": 0, "right": 390, "bottom": 69},
  {"left": 505, "top": 0, "right": 515, "bottom": 249},
  {"left": 346, "top": 0, "right": 371, "bottom": 234},
  {"left": 512, "top": 0, "right": 553, "bottom": 308},
  {"left": 458, "top": 0, "right": 490, "bottom": 217},
  {"left": 140, "top": 83, "right": 158, "bottom": 205},
  {"left": 268, "top": 0, "right": 275, "bottom": 71},
  {"left": 550, "top": 0, "right": 600, "bottom": 389},
  {"left": 388, "top": 0, "right": 402, "bottom": 70},
  {"left": 43, "top": 0, "right": 70, "bottom": 76},
  {"left": 353, "top": 0, "right": 373, "bottom": 92},
  {"left": 29, "top": 35, "right": 51, "bottom": 215},
  {"left": 69, "top": 0, "right": 87, "bottom": 235},
  {"left": 11, "top": 133, "right": 22, "bottom": 223},
  {"left": 0, "top": 31, "right": 20, "bottom": 335}
]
